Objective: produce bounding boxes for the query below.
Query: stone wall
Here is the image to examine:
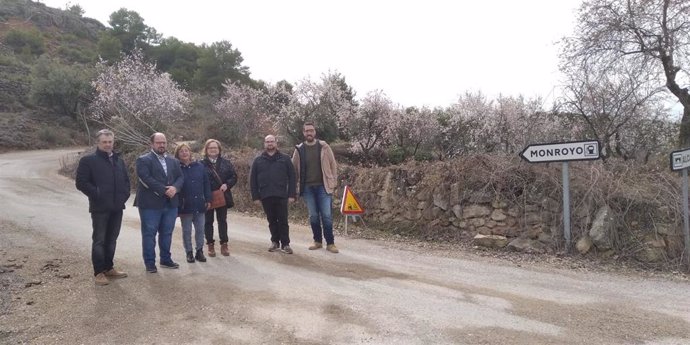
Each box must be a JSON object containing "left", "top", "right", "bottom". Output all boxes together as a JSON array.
[{"left": 230, "top": 154, "right": 684, "bottom": 264}]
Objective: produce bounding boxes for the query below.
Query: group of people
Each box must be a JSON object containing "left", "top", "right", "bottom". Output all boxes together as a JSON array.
[{"left": 76, "top": 123, "right": 339, "bottom": 286}]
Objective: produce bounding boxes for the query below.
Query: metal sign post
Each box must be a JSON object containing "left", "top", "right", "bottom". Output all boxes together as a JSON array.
[
  {"left": 520, "top": 140, "right": 601, "bottom": 252},
  {"left": 683, "top": 169, "right": 690, "bottom": 266},
  {"left": 562, "top": 162, "right": 571, "bottom": 249},
  {"left": 669, "top": 148, "right": 690, "bottom": 266}
]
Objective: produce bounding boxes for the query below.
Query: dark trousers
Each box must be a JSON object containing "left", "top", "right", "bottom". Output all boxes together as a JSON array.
[
  {"left": 261, "top": 197, "right": 290, "bottom": 247},
  {"left": 205, "top": 206, "right": 228, "bottom": 244},
  {"left": 91, "top": 210, "right": 123, "bottom": 276}
]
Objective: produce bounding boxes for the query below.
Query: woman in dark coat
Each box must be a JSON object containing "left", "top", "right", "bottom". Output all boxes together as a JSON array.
[
  {"left": 201, "top": 139, "right": 237, "bottom": 257},
  {"left": 175, "top": 143, "right": 211, "bottom": 263}
]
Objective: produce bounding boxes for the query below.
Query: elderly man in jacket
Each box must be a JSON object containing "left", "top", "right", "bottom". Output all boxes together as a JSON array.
[
  {"left": 135, "top": 132, "right": 184, "bottom": 273},
  {"left": 291, "top": 122, "right": 339, "bottom": 253},
  {"left": 76, "top": 129, "right": 131, "bottom": 285},
  {"left": 250, "top": 134, "right": 296, "bottom": 254}
]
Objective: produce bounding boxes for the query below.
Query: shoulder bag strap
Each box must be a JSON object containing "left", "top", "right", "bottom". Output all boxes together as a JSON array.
[{"left": 206, "top": 161, "right": 223, "bottom": 185}]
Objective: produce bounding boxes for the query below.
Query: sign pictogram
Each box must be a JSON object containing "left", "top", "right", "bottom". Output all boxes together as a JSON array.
[{"left": 340, "top": 185, "right": 364, "bottom": 215}]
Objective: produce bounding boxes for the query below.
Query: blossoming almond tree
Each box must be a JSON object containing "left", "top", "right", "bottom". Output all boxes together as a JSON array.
[
  {"left": 272, "top": 72, "right": 356, "bottom": 143},
  {"left": 90, "top": 50, "right": 190, "bottom": 148},
  {"left": 214, "top": 81, "right": 273, "bottom": 146},
  {"left": 347, "top": 90, "right": 395, "bottom": 161},
  {"left": 384, "top": 106, "right": 438, "bottom": 161},
  {"left": 562, "top": 0, "right": 690, "bottom": 146}
]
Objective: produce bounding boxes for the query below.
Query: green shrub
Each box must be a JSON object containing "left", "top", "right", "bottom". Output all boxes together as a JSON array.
[
  {"left": 37, "top": 126, "right": 59, "bottom": 144},
  {"left": 414, "top": 151, "right": 434, "bottom": 162},
  {"left": 3, "top": 28, "right": 45, "bottom": 56},
  {"left": 387, "top": 146, "right": 406, "bottom": 165},
  {"left": 57, "top": 46, "right": 96, "bottom": 63}
]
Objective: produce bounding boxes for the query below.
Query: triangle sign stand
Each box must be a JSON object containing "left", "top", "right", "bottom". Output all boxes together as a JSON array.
[{"left": 340, "top": 185, "right": 365, "bottom": 235}]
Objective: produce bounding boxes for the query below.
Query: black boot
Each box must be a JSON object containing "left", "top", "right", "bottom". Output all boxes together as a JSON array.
[
  {"left": 186, "top": 251, "right": 195, "bottom": 263},
  {"left": 195, "top": 249, "right": 207, "bottom": 262}
]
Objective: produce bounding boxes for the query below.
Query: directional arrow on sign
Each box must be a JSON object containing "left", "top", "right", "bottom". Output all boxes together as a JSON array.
[{"left": 520, "top": 140, "right": 601, "bottom": 163}]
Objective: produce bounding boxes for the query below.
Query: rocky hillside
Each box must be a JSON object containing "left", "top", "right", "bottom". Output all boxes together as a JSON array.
[{"left": 0, "top": 0, "right": 104, "bottom": 150}]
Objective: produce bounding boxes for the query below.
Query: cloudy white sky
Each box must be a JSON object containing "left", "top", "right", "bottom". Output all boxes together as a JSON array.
[{"left": 42, "top": 0, "right": 583, "bottom": 108}]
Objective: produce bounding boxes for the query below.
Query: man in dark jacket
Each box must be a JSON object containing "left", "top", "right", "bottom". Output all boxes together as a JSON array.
[
  {"left": 135, "top": 132, "right": 184, "bottom": 273},
  {"left": 76, "top": 129, "right": 131, "bottom": 286},
  {"left": 250, "top": 135, "right": 296, "bottom": 254}
]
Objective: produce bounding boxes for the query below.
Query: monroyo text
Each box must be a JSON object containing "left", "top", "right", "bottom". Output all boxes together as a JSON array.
[{"left": 529, "top": 147, "right": 584, "bottom": 157}]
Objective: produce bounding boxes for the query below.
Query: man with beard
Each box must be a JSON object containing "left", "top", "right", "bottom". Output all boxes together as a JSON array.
[
  {"left": 291, "top": 122, "right": 339, "bottom": 253},
  {"left": 250, "top": 135, "right": 296, "bottom": 254},
  {"left": 134, "top": 132, "right": 184, "bottom": 273},
  {"left": 76, "top": 129, "right": 130, "bottom": 285}
]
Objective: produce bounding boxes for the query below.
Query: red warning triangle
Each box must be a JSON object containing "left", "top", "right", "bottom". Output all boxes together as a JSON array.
[{"left": 340, "top": 185, "right": 364, "bottom": 215}]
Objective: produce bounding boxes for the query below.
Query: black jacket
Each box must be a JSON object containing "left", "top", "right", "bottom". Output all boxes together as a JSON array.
[
  {"left": 134, "top": 151, "right": 184, "bottom": 209},
  {"left": 250, "top": 150, "right": 296, "bottom": 200},
  {"left": 202, "top": 156, "right": 237, "bottom": 208},
  {"left": 76, "top": 149, "right": 131, "bottom": 213}
]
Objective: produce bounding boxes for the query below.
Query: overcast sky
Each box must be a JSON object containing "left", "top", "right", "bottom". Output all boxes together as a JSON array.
[{"left": 42, "top": 0, "right": 583, "bottom": 108}]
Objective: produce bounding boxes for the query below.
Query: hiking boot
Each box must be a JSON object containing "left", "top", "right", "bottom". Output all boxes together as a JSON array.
[
  {"left": 268, "top": 242, "right": 280, "bottom": 252},
  {"left": 308, "top": 242, "right": 323, "bottom": 250},
  {"left": 195, "top": 249, "right": 207, "bottom": 262},
  {"left": 160, "top": 261, "right": 180, "bottom": 269},
  {"left": 145, "top": 265, "right": 157, "bottom": 273},
  {"left": 326, "top": 244, "right": 339, "bottom": 253},
  {"left": 220, "top": 243, "right": 230, "bottom": 256},
  {"left": 207, "top": 243, "right": 216, "bottom": 257},
  {"left": 104, "top": 268, "right": 128, "bottom": 279},
  {"left": 281, "top": 245, "right": 293, "bottom": 254},
  {"left": 186, "top": 251, "right": 195, "bottom": 263},
  {"left": 95, "top": 272, "right": 109, "bottom": 286}
]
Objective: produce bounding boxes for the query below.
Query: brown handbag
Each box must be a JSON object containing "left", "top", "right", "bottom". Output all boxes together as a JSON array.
[
  {"left": 209, "top": 189, "right": 226, "bottom": 209},
  {"left": 207, "top": 162, "right": 227, "bottom": 209}
]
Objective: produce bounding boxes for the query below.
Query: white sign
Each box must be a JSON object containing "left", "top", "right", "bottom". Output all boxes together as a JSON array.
[
  {"left": 670, "top": 148, "right": 690, "bottom": 171},
  {"left": 520, "top": 140, "right": 600, "bottom": 163}
]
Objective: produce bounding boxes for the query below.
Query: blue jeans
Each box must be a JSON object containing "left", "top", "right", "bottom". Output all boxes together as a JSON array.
[
  {"left": 139, "top": 207, "right": 178, "bottom": 266},
  {"left": 302, "top": 185, "right": 334, "bottom": 245},
  {"left": 180, "top": 212, "right": 205, "bottom": 252}
]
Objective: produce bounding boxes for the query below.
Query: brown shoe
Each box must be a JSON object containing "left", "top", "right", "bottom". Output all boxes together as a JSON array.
[
  {"left": 326, "top": 244, "right": 339, "bottom": 253},
  {"left": 95, "top": 273, "right": 109, "bottom": 286},
  {"left": 220, "top": 243, "right": 229, "bottom": 256},
  {"left": 208, "top": 243, "right": 216, "bottom": 257},
  {"left": 104, "top": 268, "right": 128, "bottom": 279},
  {"left": 308, "top": 242, "right": 323, "bottom": 250}
]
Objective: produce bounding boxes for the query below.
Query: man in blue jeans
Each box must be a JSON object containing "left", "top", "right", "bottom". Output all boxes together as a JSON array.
[
  {"left": 292, "top": 122, "right": 340, "bottom": 253},
  {"left": 135, "top": 132, "right": 184, "bottom": 272}
]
